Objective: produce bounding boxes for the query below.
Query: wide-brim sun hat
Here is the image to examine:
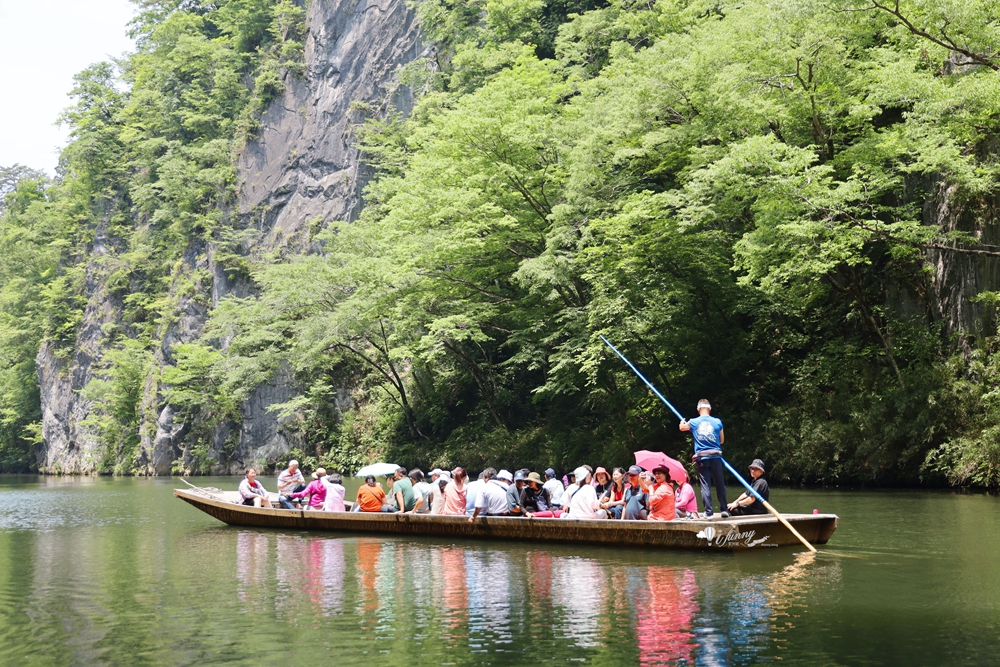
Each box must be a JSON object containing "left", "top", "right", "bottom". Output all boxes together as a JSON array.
[
  {"left": 526, "top": 471, "right": 544, "bottom": 485},
  {"left": 497, "top": 470, "right": 514, "bottom": 482},
  {"left": 749, "top": 459, "right": 766, "bottom": 473},
  {"left": 573, "top": 466, "right": 590, "bottom": 482},
  {"left": 595, "top": 466, "right": 609, "bottom": 479},
  {"left": 652, "top": 465, "right": 671, "bottom": 477}
]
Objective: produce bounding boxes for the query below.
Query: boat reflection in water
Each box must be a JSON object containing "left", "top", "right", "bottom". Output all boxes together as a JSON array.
[{"left": 233, "top": 533, "right": 839, "bottom": 664}]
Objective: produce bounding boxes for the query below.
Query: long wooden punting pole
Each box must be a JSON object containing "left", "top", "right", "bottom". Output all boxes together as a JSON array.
[{"left": 599, "top": 335, "right": 818, "bottom": 553}]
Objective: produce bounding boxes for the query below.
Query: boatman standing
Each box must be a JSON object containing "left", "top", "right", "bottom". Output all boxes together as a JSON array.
[{"left": 679, "top": 399, "right": 729, "bottom": 518}]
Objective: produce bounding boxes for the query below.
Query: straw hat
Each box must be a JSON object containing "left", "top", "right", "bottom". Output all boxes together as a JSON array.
[{"left": 526, "top": 472, "right": 544, "bottom": 485}]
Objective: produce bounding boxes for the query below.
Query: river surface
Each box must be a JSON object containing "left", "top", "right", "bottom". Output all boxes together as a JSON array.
[{"left": 0, "top": 476, "right": 996, "bottom": 666}]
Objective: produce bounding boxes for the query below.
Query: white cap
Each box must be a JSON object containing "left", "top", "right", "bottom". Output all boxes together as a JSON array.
[{"left": 574, "top": 466, "right": 590, "bottom": 483}]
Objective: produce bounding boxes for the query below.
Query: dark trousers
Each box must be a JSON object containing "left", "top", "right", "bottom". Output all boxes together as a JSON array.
[
  {"left": 730, "top": 504, "right": 768, "bottom": 516},
  {"left": 697, "top": 457, "right": 728, "bottom": 515}
]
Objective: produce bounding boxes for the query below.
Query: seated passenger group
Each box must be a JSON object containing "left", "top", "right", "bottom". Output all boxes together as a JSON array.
[{"left": 239, "top": 456, "right": 769, "bottom": 521}]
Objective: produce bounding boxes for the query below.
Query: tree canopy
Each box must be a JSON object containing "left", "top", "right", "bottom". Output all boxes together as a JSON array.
[{"left": 3, "top": 0, "right": 1000, "bottom": 485}]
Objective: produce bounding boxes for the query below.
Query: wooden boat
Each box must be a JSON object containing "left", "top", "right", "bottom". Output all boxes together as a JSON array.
[{"left": 174, "top": 487, "right": 838, "bottom": 551}]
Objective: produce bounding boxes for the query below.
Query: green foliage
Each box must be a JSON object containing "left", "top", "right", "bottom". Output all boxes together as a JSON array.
[
  {"left": 0, "top": 0, "right": 307, "bottom": 472},
  {"left": 204, "top": 0, "right": 1000, "bottom": 485},
  {"left": 81, "top": 339, "right": 155, "bottom": 474},
  {"left": 8, "top": 0, "right": 1000, "bottom": 486}
]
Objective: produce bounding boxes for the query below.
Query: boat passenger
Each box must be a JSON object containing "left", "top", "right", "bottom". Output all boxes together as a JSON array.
[
  {"left": 239, "top": 468, "right": 273, "bottom": 508},
  {"left": 392, "top": 467, "right": 420, "bottom": 513},
  {"left": 355, "top": 474, "right": 389, "bottom": 512},
  {"left": 442, "top": 467, "right": 468, "bottom": 515},
  {"left": 506, "top": 470, "right": 528, "bottom": 517},
  {"left": 469, "top": 468, "right": 509, "bottom": 521},
  {"left": 674, "top": 470, "right": 698, "bottom": 519},
  {"left": 593, "top": 467, "right": 612, "bottom": 496},
  {"left": 622, "top": 466, "right": 648, "bottom": 520},
  {"left": 322, "top": 471, "right": 347, "bottom": 512},
  {"left": 727, "top": 459, "right": 769, "bottom": 516},
  {"left": 566, "top": 467, "right": 603, "bottom": 519},
  {"left": 600, "top": 467, "right": 628, "bottom": 519},
  {"left": 465, "top": 471, "right": 486, "bottom": 515},
  {"left": 410, "top": 468, "right": 432, "bottom": 514},
  {"left": 542, "top": 468, "right": 565, "bottom": 508},
  {"left": 521, "top": 472, "right": 561, "bottom": 518},
  {"left": 679, "top": 398, "right": 729, "bottom": 518},
  {"left": 645, "top": 466, "right": 676, "bottom": 521},
  {"left": 276, "top": 460, "right": 306, "bottom": 510},
  {"left": 429, "top": 472, "right": 450, "bottom": 514},
  {"left": 289, "top": 468, "right": 328, "bottom": 510},
  {"left": 562, "top": 470, "right": 583, "bottom": 508}
]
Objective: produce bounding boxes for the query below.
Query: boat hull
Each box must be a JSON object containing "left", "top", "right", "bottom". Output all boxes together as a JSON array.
[{"left": 175, "top": 489, "right": 837, "bottom": 551}]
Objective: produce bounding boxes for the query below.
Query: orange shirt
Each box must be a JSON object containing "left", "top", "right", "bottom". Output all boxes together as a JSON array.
[
  {"left": 356, "top": 483, "right": 386, "bottom": 512},
  {"left": 648, "top": 482, "right": 676, "bottom": 521}
]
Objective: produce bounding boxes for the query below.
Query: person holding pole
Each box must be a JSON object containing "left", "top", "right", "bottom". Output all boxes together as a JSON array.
[
  {"left": 679, "top": 399, "right": 728, "bottom": 518},
  {"left": 600, "top": 335, "right": 817, "bottom": 552}
]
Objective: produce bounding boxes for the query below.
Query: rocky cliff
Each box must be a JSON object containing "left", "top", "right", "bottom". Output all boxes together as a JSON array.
[{"left": 35, "top": 0, "right": 423, "bottom": 474}]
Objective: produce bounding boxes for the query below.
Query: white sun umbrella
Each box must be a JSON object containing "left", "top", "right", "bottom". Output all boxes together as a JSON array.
[{"left": 354, "top": 462, "right": 400, "bottom": 478}]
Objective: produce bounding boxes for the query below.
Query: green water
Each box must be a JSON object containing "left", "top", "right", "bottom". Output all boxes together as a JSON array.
[{"left": 0, "top": 476, "right": 996, "bottom": 666}]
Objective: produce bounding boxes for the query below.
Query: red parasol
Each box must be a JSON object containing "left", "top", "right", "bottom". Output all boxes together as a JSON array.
[{"left": 633, "top": 450, "right": 688, "bottom": 484}]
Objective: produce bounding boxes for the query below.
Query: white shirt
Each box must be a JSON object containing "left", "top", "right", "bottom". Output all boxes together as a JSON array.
[
  {"left": 276, "top": 468, "right": 304, "bottom": 496},
  {"left": 429, "top": 480, "right": 449, "bottom": 514},
  {"left": 567, "top": 484, "right": 600, "bottom": 519},
  {"left": 475, "top": 480, "right": 510, "bottom": 515},
  {"left": 321, "top": 481, "right": 346, "bottom": 511},
  {"left": 543, "top": 478, "right": 565, "bottom": 506},
  {"left": 413, "top": 481, "right": 432, "bottom": 513}
]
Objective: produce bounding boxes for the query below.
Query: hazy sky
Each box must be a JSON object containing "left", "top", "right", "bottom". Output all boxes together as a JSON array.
[{"left": 0, "top": 0, "right": 136, "bottom": 175}]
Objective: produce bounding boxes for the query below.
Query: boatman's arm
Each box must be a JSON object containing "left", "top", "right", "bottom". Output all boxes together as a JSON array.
[
  {"left": 679, "top": 419, "right": 690, "bottom": 432},
  {"left": 719, "top": 428, "right": 725, "bottom": 445}
]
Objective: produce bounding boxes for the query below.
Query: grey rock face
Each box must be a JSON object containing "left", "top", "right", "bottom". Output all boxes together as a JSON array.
[
  {"left": 35, "top": 223, "right": 120, "bottom": 474},
  {"left": 35, "top": 0, "right": 423, "bottom": 474},
  {"left": 924, "top": 184, "right": 1000, "bottom": 341},
  {"left": 239, "top": 0, "right": 422, "bottom": 250}
]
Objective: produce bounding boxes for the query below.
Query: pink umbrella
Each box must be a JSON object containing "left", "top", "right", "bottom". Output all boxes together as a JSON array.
[{"left": 633, "top": 450, "right": 688, "bottom": 484}]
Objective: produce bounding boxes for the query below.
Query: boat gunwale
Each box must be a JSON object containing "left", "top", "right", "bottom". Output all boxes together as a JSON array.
[{"left": 174, "top": 488, "right": 838, "bottom": 551}]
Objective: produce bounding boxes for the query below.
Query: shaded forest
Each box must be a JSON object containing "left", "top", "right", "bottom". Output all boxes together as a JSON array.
[{"left": 2, "top": 0, "right": 1000, "bottom": 486}]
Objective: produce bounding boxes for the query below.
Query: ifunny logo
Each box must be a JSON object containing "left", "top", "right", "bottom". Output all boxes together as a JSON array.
[{"left": 697, "top": 526, "right": 773, "bottom": 548}]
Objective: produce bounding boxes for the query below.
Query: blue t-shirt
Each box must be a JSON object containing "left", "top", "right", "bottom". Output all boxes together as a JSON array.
[{"left": 687, "top": 415, "right": 723, "bottom": 454}]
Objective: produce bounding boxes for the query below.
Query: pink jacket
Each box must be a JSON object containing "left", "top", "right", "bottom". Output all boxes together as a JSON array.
[
  {"left": 290, "top": 479, "right": 327, "bottom": 508},
  {"left": 675, "top": 483, "right": 698, "bottom": 514}
]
